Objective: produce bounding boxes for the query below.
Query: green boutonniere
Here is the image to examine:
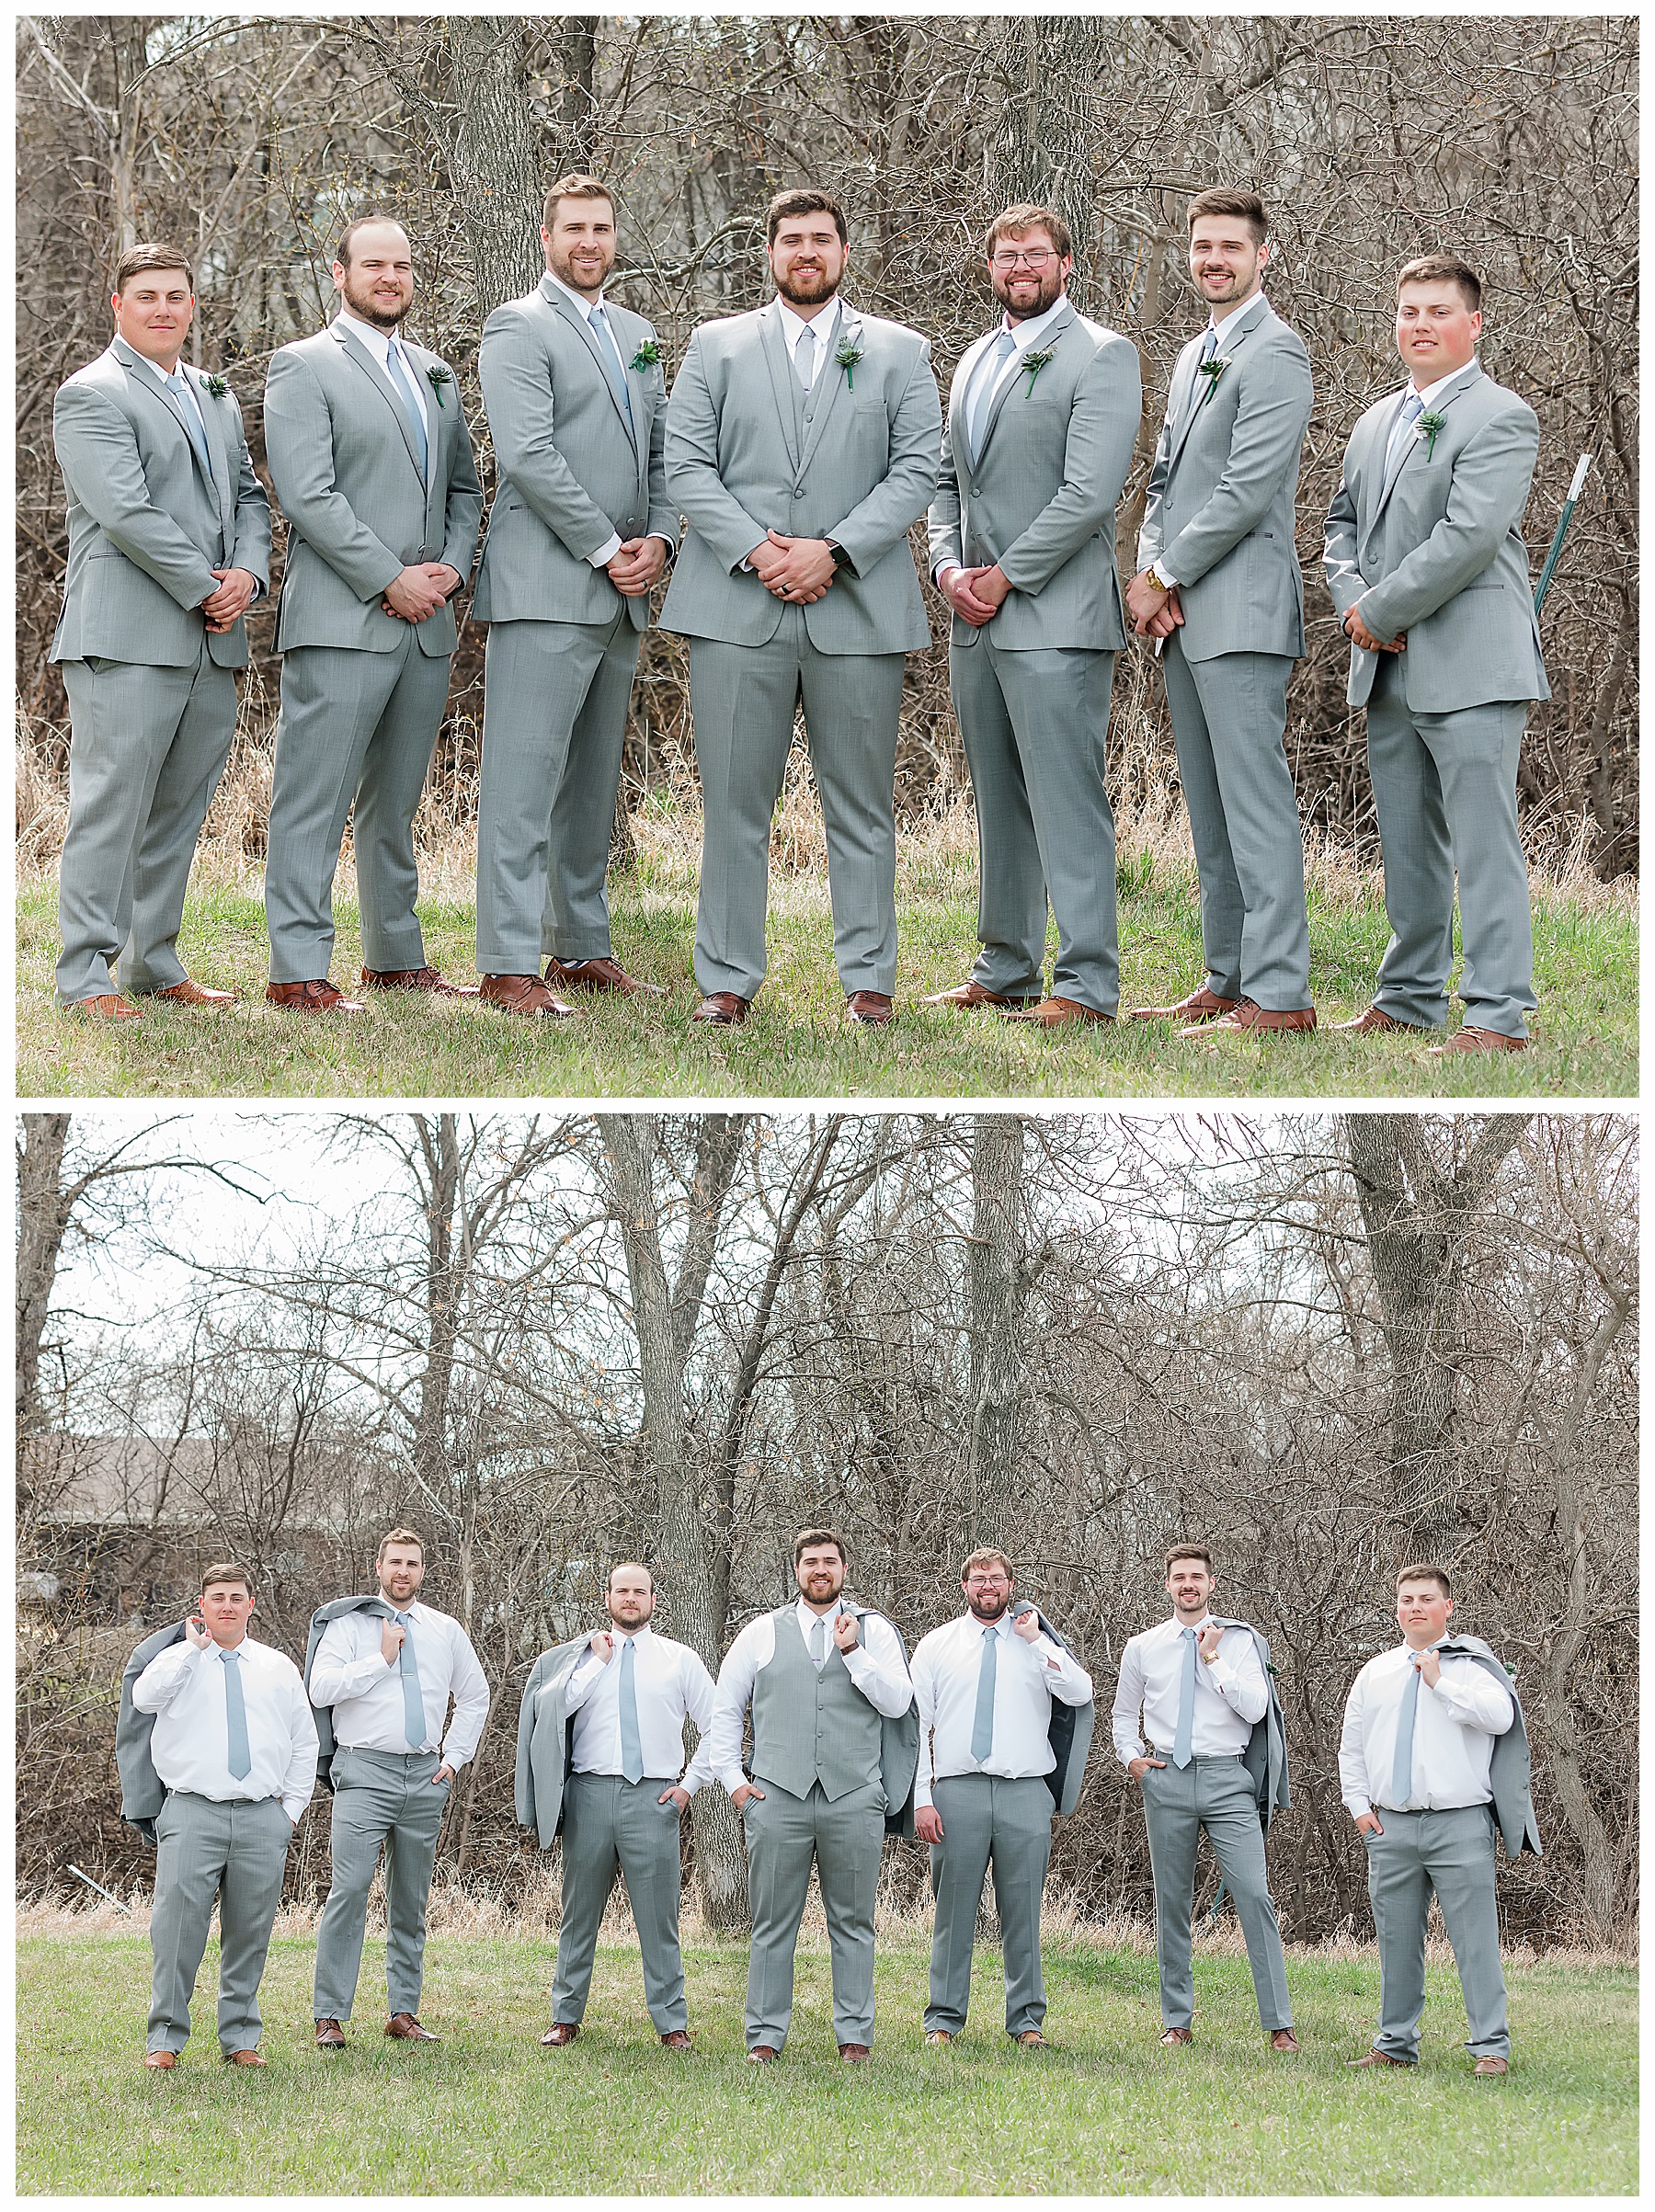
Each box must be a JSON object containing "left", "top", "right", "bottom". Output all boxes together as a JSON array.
[
  {"left": 425, "top": 364, "right": 451, "bottom": 409},
  {"left": 1021, "top": 345, "right": 1056, "bottom": 395},
  {"left": 836, "top": 338, "right": 865, "bottom": 390},
  {"left": 1197, "top": 355, "right": 1233, "bottom": 407},
  {"left": 1414, "top": 407, "right": 1446, "bottom": 461},
  {"left": 204, "top": 374, "right": 228, "bottom": 400},
  {"left": 630, "top": 337, "right": 661, "bottom": 371}
]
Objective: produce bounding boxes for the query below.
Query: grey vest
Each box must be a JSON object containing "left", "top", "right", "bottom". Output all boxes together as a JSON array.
[{"left": 752, "top": 1604, "right": 884, "bottom": 1801}]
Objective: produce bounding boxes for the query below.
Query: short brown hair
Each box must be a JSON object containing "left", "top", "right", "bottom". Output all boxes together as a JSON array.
[
  {"left": 607, "top": 1559, "right": 654, "bottom": 1592},
  {"left": 985, "top": 203, "right": 1072, "bottom": 261},
  {"left": 542, "top": 173, "right": 615, "bottom": 231},
  {"left": 1398, "top": 254, "right": 1481, "bottom": 314},
  {"left": 376, "top": 1527, "right": 425, "bottom": 1565},
  {"left": 1396, "top": 1561, "right": 1453, "bottom": 1598},
  {"left": 794, "top": 1526, "right": 848, "bottom": 1568},
  {"left": 114, "top": 243, "right": 195, "bottom": 295},
  {"left": 334, "top": 213, "right": 408, "bottom": 270},
  {"left": 200, "top": 1560, "right": 254, "bottom": 1597},
  {"left": 1186, "top": 188, "right": 1268, "bottom": 246},
  {"left": 767, "top": 188, "right": 847, "bottom": 248},
  {"left": 960, "top": 1547, "right": 1014, "bottom": 1582},
  {"left": 1165, "top": 1543, "right": 1215, "bottom": 1576}
]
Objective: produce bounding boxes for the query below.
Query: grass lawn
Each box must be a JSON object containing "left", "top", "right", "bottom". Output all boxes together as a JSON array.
[
  {"left": 17, "top": 1930, "right": 1638, "bottom": 2194},
  {"left": 16, "top": 838, "right": 1637, "bottom": 1100}
]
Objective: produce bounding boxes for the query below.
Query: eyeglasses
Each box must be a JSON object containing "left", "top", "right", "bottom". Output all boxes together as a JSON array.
[
  {"left": 991, "top": 249, "right": 1056, "bottom": 269},
  {"left": 965, "top": 1576, "right": 1011, "bottom": 1591}
]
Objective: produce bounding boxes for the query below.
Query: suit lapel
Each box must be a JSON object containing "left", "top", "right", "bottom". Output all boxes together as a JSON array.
[
  {"left": 759, "top": 300, "right": 802, "bottom": 473},
  {"left": 1370, "top": 362, "right": 1482, "bottom": 530},
  {"left": 951, "top": 330, "right": 995, "bottom": 479},
  {"left": 183, "top": 366, "right": 236, "bottom": 542},
  {"left": 112, "top": 338, "right": 214, "bottom": 496},
  {"left": 796, "top": 304, "right": 856, "bottom": 478},
  {"left": 332, "top": 320, "right": 425, "bottom": 485},
  {"left": 978, "top": 298, "right": 1077, "bottom": 465},
  {"left": 1167, "top": 298, "right": 1272, "bottom": 477},
  {"left": 400, "top": 337, "right": 448, "bottom": 537},
  {"left": 548, "top": 282, "right": 640, "bottom": 454}
]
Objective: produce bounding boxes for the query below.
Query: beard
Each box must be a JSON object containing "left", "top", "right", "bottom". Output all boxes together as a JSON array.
[
  {"left": 966, "top": 1590, "right": 1012, "bottom": 1624},
  {"left": 342, "top": 273, "right": 408, "bottom": 329},
  {"left": 550, "top": 245, "right": 612, "bottom": 297},
  {"left": 776, "top": 263, "right": 839, "bottom": 308},
  {"left": 992, "top": 265, "right": 1065, "bottom": 323}
]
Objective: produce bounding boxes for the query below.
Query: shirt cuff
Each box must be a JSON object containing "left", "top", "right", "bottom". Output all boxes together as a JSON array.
[
  {"left": 280, "top": 1796, "right": 305, "bottom": 1825},
  {"left": 588, "top": 532, "right": 622, "bottom": 568},
  {"left": 1344, "top": 1793, "right": 1373, "bottom": 1819},
  {"left": 1151, "top": 558, "right": 1179, "bottom": 589}
]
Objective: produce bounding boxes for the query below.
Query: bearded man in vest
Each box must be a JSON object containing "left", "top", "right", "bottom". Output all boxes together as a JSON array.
[{"left": 706, "top": 1528, "right": 917, "bottom": 2062}]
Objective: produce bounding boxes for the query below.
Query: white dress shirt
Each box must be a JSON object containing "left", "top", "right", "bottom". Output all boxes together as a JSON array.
[
  {"left": 1339, "top": 1639, "right": 1514, "bottom": 1818},
  {"left": 1382, "top": 359, "right": 1478, "bottom": 473},
  {"left": 1111, "top": 1613, "right": 1267, "bottom": 1766},
  {"left": 335, "top": 303, "right": 436, "bottom": 492},
  {"left": 309, "top": 1599, "right": 490, "bottom": 1768},
  {"left": 938, "top": 294, "right": 1071, "bottom": 586},
  {"left": 777, "top": 295, "right": 843, "bottom": 393},
  {"left": 542, "top": 268, "right": 672, "bottom": 569},
  {"left": 708, "top": 1596, "right": 912, "bottom": 1796},
  {"left": 132, "top": 1634, "right": 318, "bottom": 1822},
  {"left": 563, "top": 1624, "right": 716, "bottom": 1792},
  {"left": 1152, "top": 290, "right": 1272, "bottom": 587},
  {"left": 121, "top": 341, "right": 215, "bottom": 460},
  {"left": 911, "top": 1608, "right": 1093, "bottom": 1807}
]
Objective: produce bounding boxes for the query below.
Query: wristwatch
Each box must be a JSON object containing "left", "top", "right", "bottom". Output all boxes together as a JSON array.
[
  {"left": 828, "top": 540, "right": 855, "bottom": 572},
  {"left": 1148, "top": 561, "right": 1177, "bottom": 594}
]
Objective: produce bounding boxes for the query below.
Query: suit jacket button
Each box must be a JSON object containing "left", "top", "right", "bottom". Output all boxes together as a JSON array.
[{"left": 970, "top": 486, "right": 981, "bottom": 498}]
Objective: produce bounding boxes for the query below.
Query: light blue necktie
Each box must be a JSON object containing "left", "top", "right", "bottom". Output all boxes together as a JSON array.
[
  {"left": 968, "top": 329, "right": 1018, "bottom": 465},
  {"left": 589, "top": 303, "right": 634, "bottom": 424},
  {"left": 1182, "top": 325, "right": 1219, "bottom": 426},
  {"left": 222, "top": 1648, "right": 251, "bottom": 1780},
  {"left": 1386, "top": 388, "right": 1425, "bottom": 475},
  {"left": 394, "top": 1611, "right": 426, "bottom": 1749},
  {"left": 166, "top": 370, "right": 213, "bottom": 479},
  {"left": 618, "top": 1636, "right": 644, "bottom": 1784},
  {"left": 384, "top": 338, "right": 429, "bottom": 476},
  {"left": 809, "top": 1613, "right": 827, "bottom": 1666},
  {"left": 1171, "top": 1625, "right": 1198, "bottom": 1769},
  {"left": 970, "top": 1625, "right": 998, "bottom": 1762},
  {"left": 1390, "top": 1655, "right": 1422, "bottom": 1807}
]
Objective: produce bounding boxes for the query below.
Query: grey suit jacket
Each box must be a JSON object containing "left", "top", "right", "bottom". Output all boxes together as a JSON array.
[
  {"left": 1208, "top": 1616, "right": 1292, "bottom": 1829},
  {"left": 1438, "top": 1636, "right": 1543, "bottom": 1859},
  {"left": 474, "top": 278, "right": 677, "bottom": 632},
  {"left": 928, "top": 301, "right": 1141, "bottom": 652},
  {"left": 51, "top": 338, "right": 271, "bottom": 670},
  {"left": 264, "top": 320, "right": 484, "bottom": 657},
  {"left": 660, "top": 297, "right": 941, "bottom": 654},
  {"left": 303, "top": 1592, "right": 396, "bottom": 1791},
  {"left": 1325, "top": 361, "right": 1549, "bottom": 712},
  {"left": 1136, "top": 298, "right": 1312, "bottom": 664},
  {"left": 514, "top": 1636, "right": 593, "bottom": 1847},
  {"left": 117, "top": 1619, "right": 191, "bottom": 1842},
  {"left": 1009, "top": 1602, "right": 1097, "bottom": 1815}
]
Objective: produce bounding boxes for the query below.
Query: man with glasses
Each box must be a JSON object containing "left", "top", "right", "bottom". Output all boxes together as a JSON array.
[
  {"left": 927, "top": 205, "right": 1140, "bottom": 1027},
  {"left": 910, "top": 1549, "right": 1094, "bottom": 2047}
]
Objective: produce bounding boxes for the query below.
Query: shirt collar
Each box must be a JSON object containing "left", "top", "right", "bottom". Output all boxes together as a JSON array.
[
  {"left": 795, "top": 1593, "right": 843, "bottom": 1627},
  {"left": 114, "top": 336, "right": 183, "bottom": 388},
  {"left": 543, "top": 268, "right": 608, "bottom": 320},
  {"left": 1404, "top": 359, "right": 1477, "bottom": 410},
  {"left": 778, "top": 296, "right": 841, "bottom": 353},
  {"left": 999, "top": 294, "right": 1068, "bottom": 354},
  {"left": 1207, "top": 291, "right": 1269, "bottom": 345},
  {"left": 1171, "top": 1612, "right": 1211, "bottom": 1635},
  {"left": 335, "top": 304, "right": 407, "bottom": 365},
  {"left": 615, "top": 1623, "right": 654, "bottom": 1648}
]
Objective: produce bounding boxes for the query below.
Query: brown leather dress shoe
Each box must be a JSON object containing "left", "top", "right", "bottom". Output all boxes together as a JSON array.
[
  {"left": 1430, "top": 1026, "right": 1529, "bottom": 1055},
  {"left": 151, "top": 978, "right": 237, "bottom": 1007},
  {"left": 1331, "top": 1004, "right": 1428, "bottom": 1037},
  {"left": 546, "top": 955, "right": 668, "bottom": 998},
  {"left": 1472, "top": 2055, "right": 1509, "bottom": 2075},
  {"left": 921, "top": 979, "right": 1041, "bottom": 1010},
  {"left": 1158, "top": 2025, "right": 1193, "bottom": 2047},
  {"left": 385, "top": 2012, "right": 439, "bottom": 2041},
  {"left": 361, "top": 966, "right": 479, "bottom": 997},
  {"left": 1189, "top": 998, "right": 1316, "bottom": 1038},
  {"left": 1346, "top": 2047, "right": 1410, "bottom": 2068},
  {"left": 479, "top": 973, "right": 576, "bottom": 1019},
  {"left": 314, "top": 2018, "right": 346, "bottom": 2049},
  {"left": 540, "top": 2022, "right": 580, "bottom": 2047},
  {"left": 691, "top": 992, "right": 749, "bottom": 1026},
  {"left": 838, "top": 2042, "right": 872, "bottom": 2062},
  {"left": 659, "top": 2029, "right": 692, "bottom": 2048},
  {"left": 1015, "top": 2029, "right": 1050, "bottom": 2048},
  {"left": 1269, "top": 2028, "right": 1300, "bottom": 2053},
  {"left": 846, "top": 990, "right": 894, "bottom": 1026},
  {"left": 924, "top": 2028, "right": 953, "bottom": 2047},
  {"left": 143, "top": 2048, "right": 177, "bottom": 2068},
  {"left": 67, "top": 992, "right": 141, "bottom": 1020},
  {"left": 266, "top": 977, "right": 366, "bottom": 1014},
  {"left": 1129, "top": 986, "right": 1238, "bottom": 1023},
  {"left": 999, "top": 995, "right": 1113, "bottom": 1027},
  {"left": 225, "top": 2047, "right": 267, "bottom": 2066},
  {"left": 746, "top": 2043, "right": 779, "bottom": 2063}
]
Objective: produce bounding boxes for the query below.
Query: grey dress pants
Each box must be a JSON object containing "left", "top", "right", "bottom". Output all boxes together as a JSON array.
[
  {"left": 925, "top": 1773, "right": 1053, "bottom": 2037},
  {"left": 1364, "top": 1804, "right": 1510, "bottom": 2060},
  {"left": 1139, "top": 1754, "right": 1293, "bottom": 2032},
  {"left": 147, "top": 1790, "right": 292, "bottom": 2055},
  {"left": 312, "top": 1747, "right": 451, "bottom": 2022},
  {"left": 551, "top": 1773, "right": 690, "bottom": 2034},
  {"left": 741, "top": 1775, "right": 886, "bottom": 2051}
]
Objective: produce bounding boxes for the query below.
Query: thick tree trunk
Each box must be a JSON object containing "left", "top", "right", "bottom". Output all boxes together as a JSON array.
[
  {"left": 411, "top": 1112, "right": 462, "bottom": 1504},
  {"left": 597, "top": 1113, "right": 749, "bottom": 1928},
  {"left": 1343, "top": 1114, "right": 1529, "bottom": 1558},
  {"left": 17, "top": 1113, "right": 74, "bottom": 1450},
  {"left": 966, "top": 1114, "right": 1031, "bottom": 1549},
  {"left": 444, "top": 17, "right": 545, "bottom": 316},
  {"left": 985, "top": 18, "right": 1102, "bottom": 304}
]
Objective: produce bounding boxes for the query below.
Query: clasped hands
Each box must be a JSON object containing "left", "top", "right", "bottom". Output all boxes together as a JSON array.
[
  {"left": 748, "top": 530, "right": 838, "bottom": 604},
  {"left": 380, "top": 562, "right": 463, "bottom": 623},
  {"left": 1343, "top": 602, "right": 1406, "bottom": 654},
  {"left": 200, "top": 567, "right": 258, "bottom": 633},
  {"left": 1125, "top": 568, "right": 1183, "bottom": 641},
  {"left": 940, "top": 563, "right": 1011, "bottom": 628}
]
